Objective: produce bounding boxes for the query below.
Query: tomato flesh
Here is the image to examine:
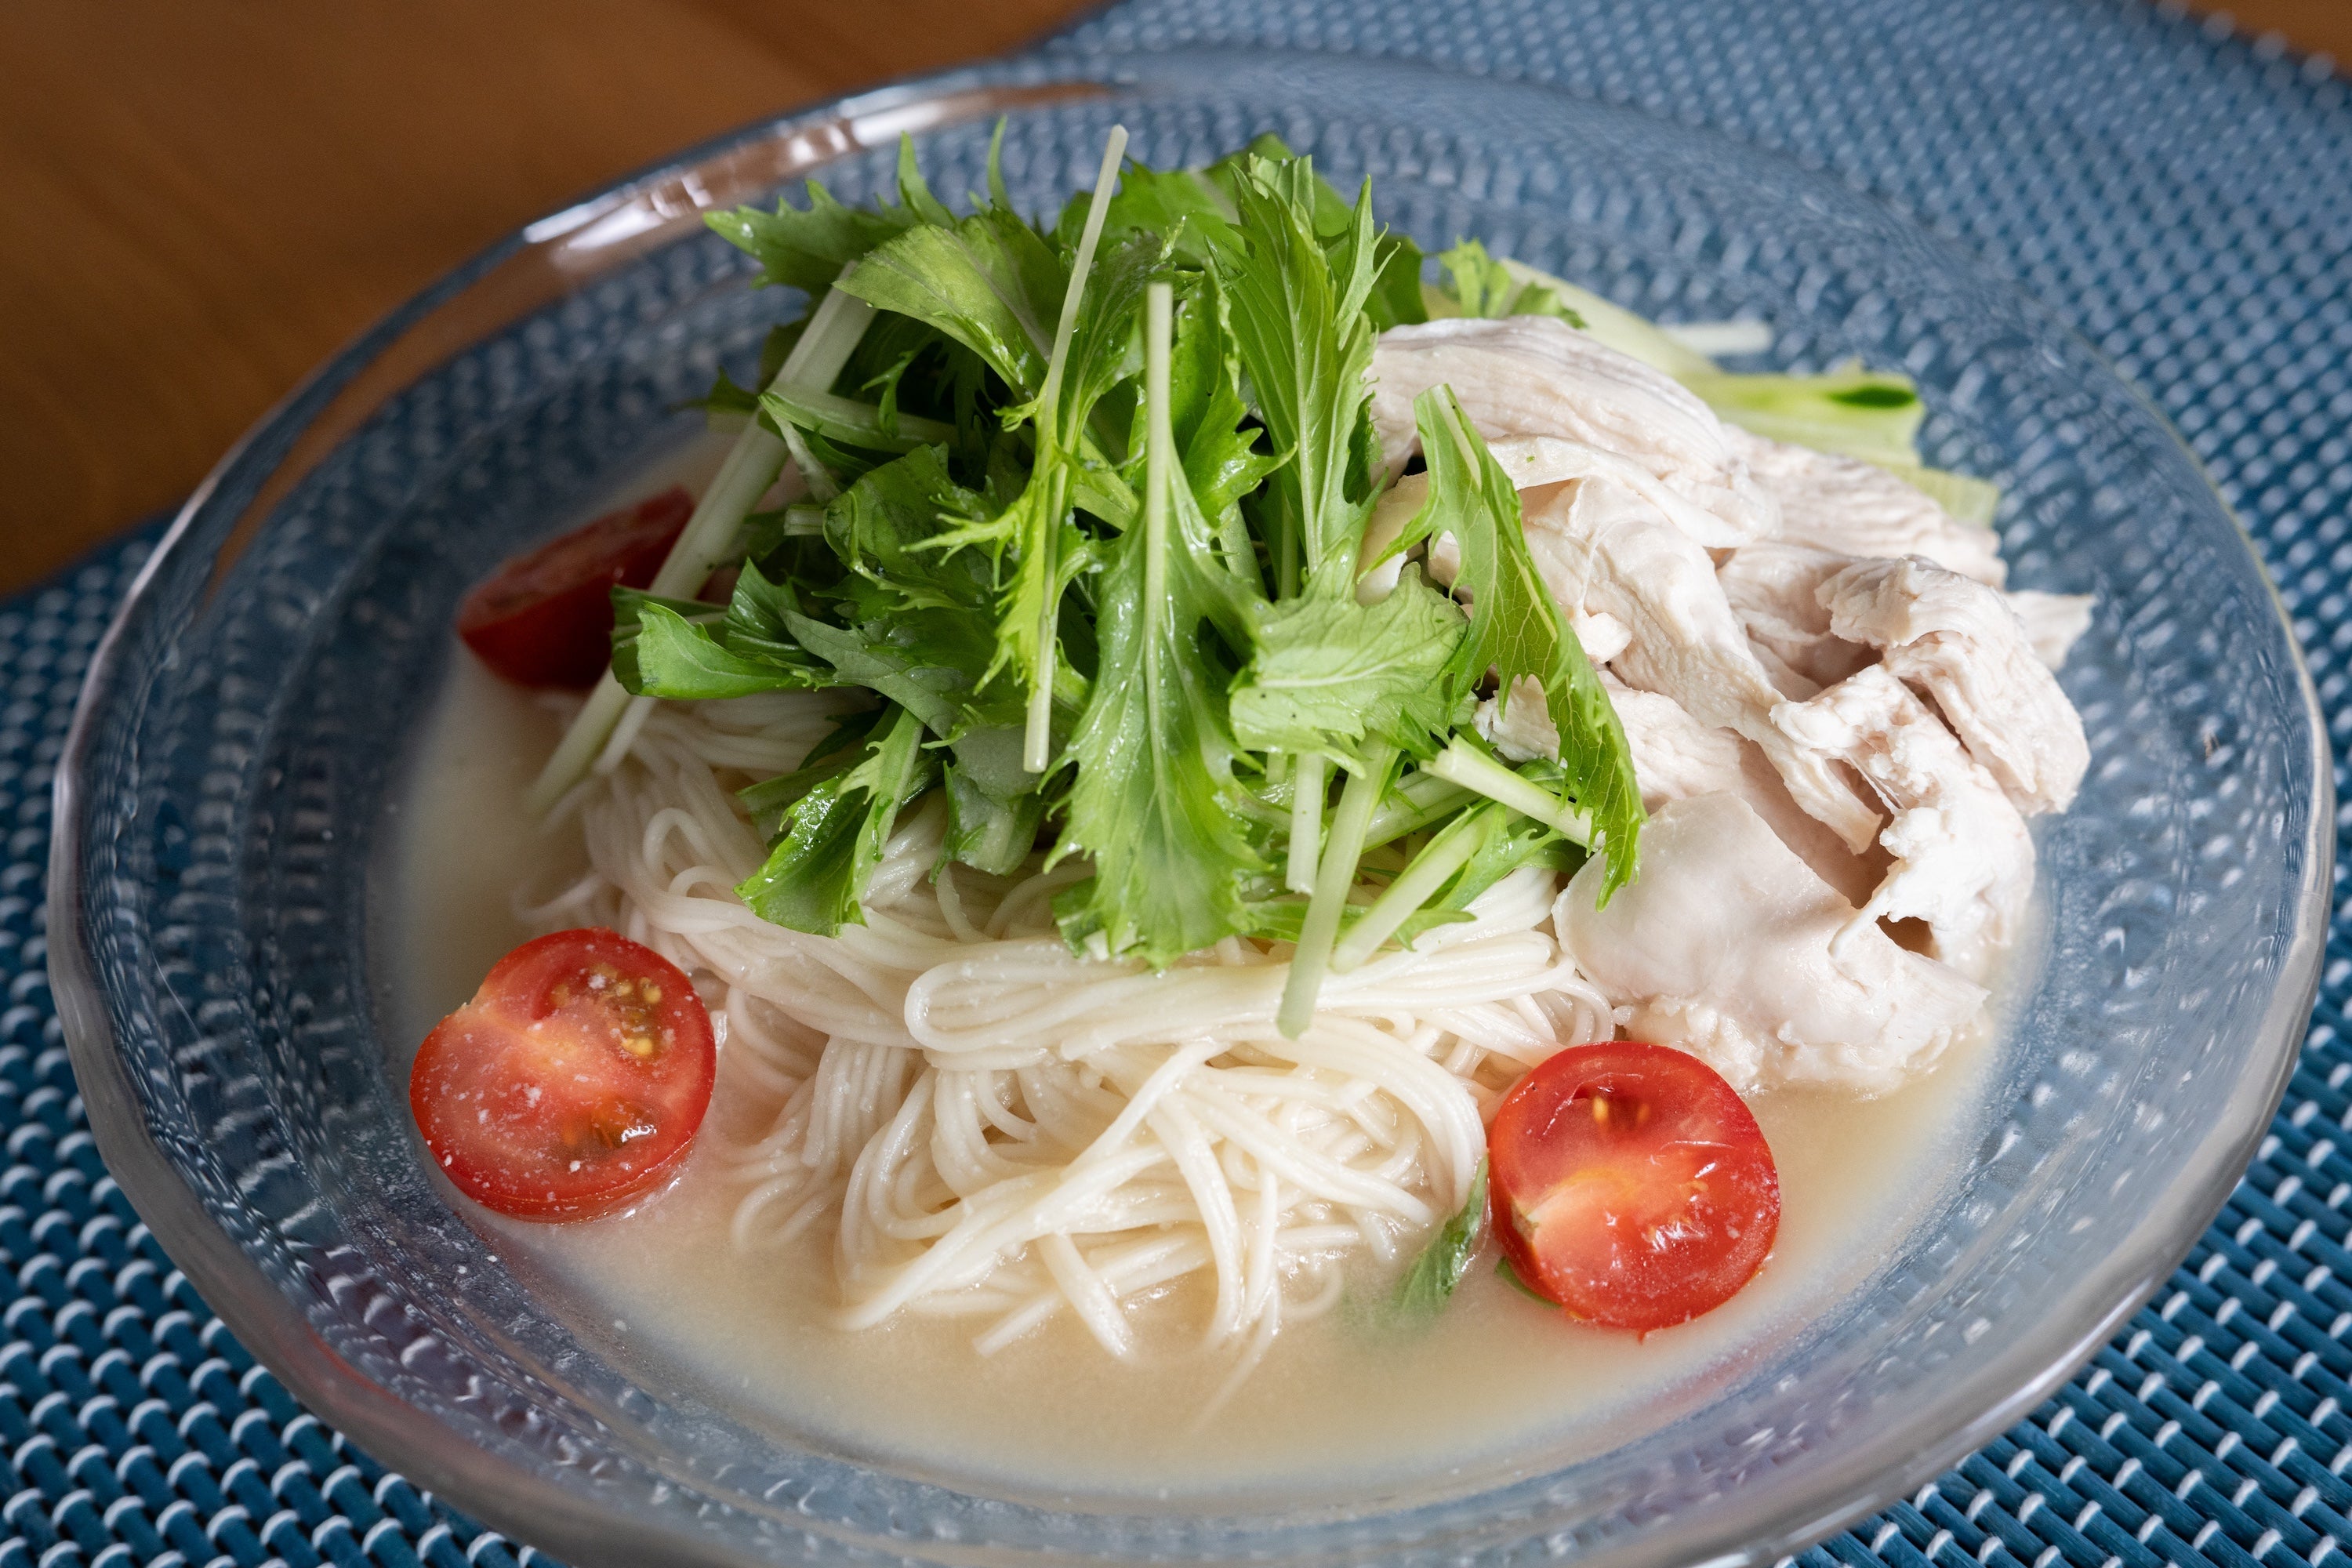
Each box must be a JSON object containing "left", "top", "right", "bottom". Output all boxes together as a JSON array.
[
  {"left": 456, "top": 485, "right": 693, "bottom": 688},
  {"left": 1488, "top": 1041, "right": 1779, "bottom": 1331},
  {"left": 409, "top": 928, "right": 715, "bottom": 1219}
]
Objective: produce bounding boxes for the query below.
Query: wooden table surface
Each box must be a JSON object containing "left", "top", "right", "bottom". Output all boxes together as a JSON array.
[{"left": 2, "top": 0, "right": 2343, "bottom": 595}]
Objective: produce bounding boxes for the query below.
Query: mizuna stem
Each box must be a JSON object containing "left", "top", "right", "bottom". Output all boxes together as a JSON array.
[
  {"left": 1362, "top": 771, "right": 1475, "bottom": 850},
  {"left": 1278, "top": 744, "right": 1395, "bottom": 1039},
  {"left": 777, "top": 419, "right": 839, "bottom": 503},
  {"left": 1329, "top": 802, "right": 1499, "bottom": 973},
  {"left": 526, "top": 285, "right": 877, "bottom": 815},
  {"left": 1022, "top": 123, "right": 1130, "bottom": 775},
  {"left": 759, "top": 386, "right": 956, "bottom": 452},
  {"left": 1285, "top": 751, "right": 1324, "bottom": 895},
  {"left": 1425, "top": 739, "right": 1594, "bottom": 845},
  {"left": 1144, "top": 283, "right": 1173, "bottom": 610}
]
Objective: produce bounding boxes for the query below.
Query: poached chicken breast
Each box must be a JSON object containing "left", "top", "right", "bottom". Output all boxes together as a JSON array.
[{"left": 1375, "top": 308, "right": 2090, "bottom": 1094}]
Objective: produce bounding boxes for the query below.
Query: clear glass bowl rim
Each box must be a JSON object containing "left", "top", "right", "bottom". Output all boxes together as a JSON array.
[{"left": 45, "top": 46, "right": 2336, "bottom": 1568}]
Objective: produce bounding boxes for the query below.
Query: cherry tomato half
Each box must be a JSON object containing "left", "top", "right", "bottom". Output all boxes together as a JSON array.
[
  {"left": 409, "top": 928, "right": 716, "bottom": 1220},
  {"left": 456, "top": 485, "right": 693, "bottom": 688},
  {"left": 1488, "top": 1041, "right": 1779, "bottom": 1332}
]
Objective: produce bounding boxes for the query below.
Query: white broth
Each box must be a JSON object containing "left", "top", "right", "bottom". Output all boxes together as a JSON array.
[{"left": 375, "top": 647, "right": 2003, "bottom": 1508}]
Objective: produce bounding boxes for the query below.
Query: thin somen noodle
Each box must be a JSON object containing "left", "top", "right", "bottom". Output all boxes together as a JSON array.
[{"left": 523, "top": 690, "right": 1614, "bottom": 1370}]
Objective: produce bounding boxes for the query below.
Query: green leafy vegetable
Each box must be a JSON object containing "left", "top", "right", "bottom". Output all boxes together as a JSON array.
[
  {"left": 837, "top": 207, "right": 1065, "bottom": 394},
  {"left": 1229, "top": 575, "right": 1467, "bottom": 757},
  {"left": 706, "top": 183, "right": 917, "bottom": 298},
  {"left": 1218, "top": 155, "right": 1385, "bottom": 596},
  {"left": 1395, "top": 1160, "right": 1490, "bottom": 1317},
  {"left": 704, "top": 132, "right": 961, "bottom": 299},
  {"left": 738, "top": 707, "right": 883, "bottom": 835},
  {"left": 1072, "top": 159, "right": 1240, "bottom": 266},
  {"left": 944, "top": 763, "right": 1047, "bottom": 876},
  {"left": 737, "top": 703, "right": 937, "bottom": 935},
  {"left": 1200, "top": 134, "right": 1425, "bottom": 332},
  {"left": 612, "top": 568, "right": 832, "bottom": 700},
  {"left": 1158, "top": 270, "right": 1279, "bottom": 570},
  {"left": 1055, "top": 282, "right": 1266, "bottom": 964},
  {"left": 1434, "top": 239, "right": 1585, "bottom": 327},
  {"left": 608, "top": 132, "right": 1959, "bottom": 1043},
  {"left": 1388, "top": 387, "right": 1644, "bottom": 894}
]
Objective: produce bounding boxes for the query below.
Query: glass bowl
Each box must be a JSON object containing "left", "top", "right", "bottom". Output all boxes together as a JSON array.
[{"left": 48, "top": 47, "right": 2330, "bottom": 1568}]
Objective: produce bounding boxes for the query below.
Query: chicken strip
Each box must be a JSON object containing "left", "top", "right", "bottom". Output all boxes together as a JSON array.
[
  {"left": 1617, "top": 678, "right": 1883, "bottom": 906},
  {"left": 1730, "top": 428, "right": 2008, "bottom": 586},
  {"left": 1559, "top": 793, "right": 1987, "bottom": 1094},
  {"left": 1776, "top": 666, "right": 2035, "bottom": 979},
  {"left": 1370, "top": 315, "right": 1777, "bottom": 546},
  {"left": 1716, "top": 539, "right": 1874, "bottom": 697},
  {"left": 2007, "top": 589, "right": 2096, "bottom": 670},
  {"left": 1520, "top": 478, "right": 1883, "bottom": 851},
  {"left": 1821, "top": 556, "right": 2089, "bottom": 814}
]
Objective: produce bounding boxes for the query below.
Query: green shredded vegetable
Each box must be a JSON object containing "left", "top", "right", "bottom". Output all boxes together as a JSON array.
[{"left": 599, "top": 130, "right": 1984, "bottom": 1028}]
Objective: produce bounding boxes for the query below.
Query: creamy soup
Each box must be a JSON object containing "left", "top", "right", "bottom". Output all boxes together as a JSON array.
[{"left": 376, "top": 645, "right": 2005, "bottom": 1508}]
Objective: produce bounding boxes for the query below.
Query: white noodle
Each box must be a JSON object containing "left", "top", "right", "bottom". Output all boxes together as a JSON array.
[{"left": 535, "top": 691, "right": 1614, "bottom": 1366}]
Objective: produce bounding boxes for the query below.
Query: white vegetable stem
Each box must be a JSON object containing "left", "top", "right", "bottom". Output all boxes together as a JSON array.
[
  {"left": 1143, "top": 282, "right": 1173, "bottom": 616},
  {"left": 1329, "top": 804, "right": 1494, "bottom": 974},
  {"left": 1284, "top": 752, "right": 1324, "bottom": 894},
  {"left": 777, "top": 419, "right": 840, "bottom": 504},
  {"left": 1277, "top": 745, "right": 1395, "bottom": 1040},
  {"left": 1425, "top": 739, "right": 1593, "bottom": 845},
  {"left": 524, "top": 285, "right": 877, "bottom": 815},
  {"left": 1363, "top": 770, "right": 1473, "bottom": 849},
  {"left": 1022, "top": 123, "right": 1129, "bottom": 775}
]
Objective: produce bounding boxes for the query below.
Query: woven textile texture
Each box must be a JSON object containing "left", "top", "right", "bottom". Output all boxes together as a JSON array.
[{"left": 5, "top": 1, "right": 2350, "bottom": 1566}]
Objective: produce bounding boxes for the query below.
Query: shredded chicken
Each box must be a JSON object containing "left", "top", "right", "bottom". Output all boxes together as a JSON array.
[
  {"left": 1716, "top": 540, "right": 1873, "bottom": 697},
  {"left": 1370, "top": 316, "right": 1777, "bottom": 546},
  {"left": 1368, "top": 313, "right": 2092, "bottom": 1095},
  {"left": 1558, "top": 794, "right": 1987, "bottom": 1094},
  {"left": 1777, "top": 666, "right": 2035, "bottom": 979},
  {"left": 1820, "top": 556, "right": 2089, "bottom": 814},
  {"left": 1519, "top": 477, "right": 1883, "bottom": 852},
  {"left": 1478, "top": 672, "right": 1880, "bottom": 905},
  {"left": 1730, "top": 428, "right": 2008, "bottom": 586},
  {"left": 2008, "top": 589, "right": 2096, "bottom": 670}
]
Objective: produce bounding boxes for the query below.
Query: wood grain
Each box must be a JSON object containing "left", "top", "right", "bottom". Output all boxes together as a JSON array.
[
  {"left": 0, "top": 0, "right": 1088, "bottom": 590},
  {"left": 0, "top": 2, "right": 2339, "bottom": 594},
  {"left": 2193, "top": 0, "right": 2352, "bottom": 63}
]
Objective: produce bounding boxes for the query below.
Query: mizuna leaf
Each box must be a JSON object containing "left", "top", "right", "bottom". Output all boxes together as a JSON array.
[
  {"left": 1228, "top": 572, "right": 1467, "bottom": 758},
  {"left": 1057, "top": 283, "right": 1266, "bottom": 966},
  {"left": 837, "top": 208, "right": 1066, "bottom": 395},
  {"left": 1433, "top": 238, "right": 1586, "bottom": 327},
  {"left": 1402, "top": 385, "right": 1644, "bottom": 894},
  {"left": 1394, "top": 1160, "right": 1489, "bottom": 1318},
  {"left": 736, "top": 703, "right": 938, "bottom": 935},
  {"left": 1218, "top": 154, "right": 1384, "bottom": 597},
  {"left": 706, "top": 182, "right": 920, "bottom": 296}
]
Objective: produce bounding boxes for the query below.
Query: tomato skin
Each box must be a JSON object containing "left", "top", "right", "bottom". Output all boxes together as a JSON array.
[
  {"left": 1488, "top": 1041, "right": 1779, "bottom": 1332},
  {"left": 409, "top": 928, "right": 716, "bottom": 1220},
  {"left": 456, "top": 486, "right": 693, "bottom": 688}
]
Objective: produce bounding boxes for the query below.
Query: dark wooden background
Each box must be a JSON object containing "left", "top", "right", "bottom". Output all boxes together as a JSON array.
[{"left": 2, "top": 1, "right": 2340, "bottom": 593}]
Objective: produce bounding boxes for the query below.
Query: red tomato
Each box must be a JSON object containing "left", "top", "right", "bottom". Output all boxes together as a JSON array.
[
  {"left": 409, "top": 928, "right": 716, "bottom": 1220},
  {"left": 1488, "top": 1041, "right": 1779, "bottom": 1332},
  {"left": 456, "top": 485, "right": 693, "bottom": 688}
]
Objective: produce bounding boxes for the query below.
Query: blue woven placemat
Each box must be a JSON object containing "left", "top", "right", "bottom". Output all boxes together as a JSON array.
[{"left": 8, "top": 1, "right": 2350, "bottom": 1563}]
